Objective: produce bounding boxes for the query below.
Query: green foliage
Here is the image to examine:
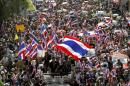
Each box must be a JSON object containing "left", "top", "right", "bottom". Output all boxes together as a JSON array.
[
  {"left": 0, "top": 0, "right": 35, "bottom": 22},
  {"left": 0, "top": 80, "right": 3, "bottom": 86},
  {"left": 26, "top": 0, "right": 36, "bottom": 12}
]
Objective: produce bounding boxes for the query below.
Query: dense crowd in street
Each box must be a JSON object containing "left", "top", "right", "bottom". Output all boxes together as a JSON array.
[{"left": 0, "top": 0, "right": 130, "bottom": 86}]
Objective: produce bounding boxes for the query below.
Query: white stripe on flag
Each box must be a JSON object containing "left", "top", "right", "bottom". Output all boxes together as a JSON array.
[
  {"left": 57, "top": 44, "right": 82, "bottom": 58},
  {"left": 63, "top": 38, "right": 91, "bottom": 51}
]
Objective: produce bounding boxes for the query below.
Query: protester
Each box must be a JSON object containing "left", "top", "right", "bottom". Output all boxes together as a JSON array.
[{"left": 0, "top": 0, "right": 130, "bottom": 86}]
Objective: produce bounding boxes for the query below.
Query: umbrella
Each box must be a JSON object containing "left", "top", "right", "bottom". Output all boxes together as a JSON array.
[
  {"left": 97, "top": 22, "right": 107, "bottom": 28},
  {"left": 114, "top": 29, "right": 128, "bottom": 37},
  {"left": 69, "top": 11, "right": 75, "bottom": 15},
  {"left": 96, "top": 11, "right": 106, "bottom": 17},
  {"left": 104, "top": 17, "right": 111, "bottom": 19},
  {"left": 112, "top": 20, "right": 118, "bottom": 25},
  {"left": 62, "top": 2, "right": 69, "bottom": 5},
  {"left": 42, "top": 8, "right": 48, "bottom": 11},
  {"left": 113, "top": 14, "right": 119, "bottom": 17},
  {"left": 83, "top": 1, "right": 89, "bottom": 3},
  {"left": 112, "top": 52, "right": 129, "bottom": 59},
  {"left": 62, "top": 9, "right": 67, "bottom": 12},
  {"left": 78, "top": 32, "right": 84, "bottom": 37},
  {"left": 57, "top": 9, "right": 68, "bottom": 13},
  {"left": 57, "top": 10, "right": 63, "bottom": 13},
  {"left": 48, "top": 24, "right": 52, "bottom": 28}
]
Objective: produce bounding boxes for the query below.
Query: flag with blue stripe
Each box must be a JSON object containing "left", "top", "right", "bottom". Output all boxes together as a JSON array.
[
  {"left": 39, "top": 24, "right": 47, "bottom": 35},
  {"left": 25, "top": 39, "right": 38, "bottom": 58},
  {"left": 18, "top": 41, "right": 26, "bottom": 60},
  {"left": 30, "top": 32, "right": 39, "bottom": 44},
  {"left": 54, "top": 36, "right": 93, "bottom": 60},
  {"left": 47, "top": 32, "right": 57, "bottom": 49},
  {"left": 128, "top": 19, "right": 130, "bottom": 26}
]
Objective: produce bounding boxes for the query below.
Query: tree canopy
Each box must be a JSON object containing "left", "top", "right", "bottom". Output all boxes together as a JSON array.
[{"left": 0, "top": 0, "right": 36, "bottom": 23}]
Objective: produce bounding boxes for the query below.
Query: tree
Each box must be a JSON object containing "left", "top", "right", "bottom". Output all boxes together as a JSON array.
[{"left": 0, "top": 0, "right": 35, "bottom": 24}]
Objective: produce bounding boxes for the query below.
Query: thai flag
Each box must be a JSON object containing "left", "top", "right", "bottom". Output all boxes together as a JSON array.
[
  {"left": 54, "top": 36, "right": 93, "bottom": 60},
  {"left": 47, "top": 32, "right": 56, "bottom": 49},
  {"left": 30, "top": 32, "right": 39, "bottom": 45},
  {"left": 25, "top": 43, "right": 32, "bottom": 57},
  {"left": 84, "top": 31, "right": 100, "bottom": 42},
  {"left": 89, "top": 56, "right": 99, "bottom": 64},
  {"left": 42, "top": 38, "right": 47, "bottom": 49},
  {"left": 41, "top": 28, "right": 47, "bottom": 36},
  {"left": 18, "top": 41, "right": 26, "bottom": 60},
  {"left": 37, "top": 42, "right": 44, "bottom": 50},
  {"left": 25, "top": 39, "right": 38, "bottom": 58},
  {"left": 39, "top": 24, "right": 47, "bottom": 36},
  {"left": 30, "top": 48, "right": 37, "bottom": 59},
  {"left": 31, "top": 39, "right": 38, "bottom": 48}
]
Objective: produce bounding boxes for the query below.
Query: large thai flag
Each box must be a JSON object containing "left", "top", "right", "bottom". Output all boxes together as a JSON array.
[
  {"left": 54, "top": 36, "right": 93, "bottom": 60},
  {"left": 18, "top": 41, "right": 26, "bottom": 60}
]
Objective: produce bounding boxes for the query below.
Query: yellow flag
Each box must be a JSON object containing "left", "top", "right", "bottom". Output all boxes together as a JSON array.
[
  {"left": 16, "top": 24, "right": 25, "bottom": 32},
  {"left": 14, "top": 34, "right": 19, "bottom": 40}
]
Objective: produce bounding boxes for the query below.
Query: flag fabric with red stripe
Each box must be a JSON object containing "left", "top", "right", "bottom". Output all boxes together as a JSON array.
[
  {"left": 47, "top": 32, "right": 57, "bottom": 48},
  {"left": 30, "top": 32, "right": 39, "bottom": 45},
  {"left": 30, "top": 48, "right": 37, "bottom": 59},
  {"left": 39, "top": 24, "right": 47, "bottom": 36},
  {"left": 25, "top": 39, "right": 38, "bottom": 58},
  {"left": 18, "top": 41, "right": 26, "bottom": 60},
  {"left": 54, "top": 36, "right": 93, "bottom": 61}
]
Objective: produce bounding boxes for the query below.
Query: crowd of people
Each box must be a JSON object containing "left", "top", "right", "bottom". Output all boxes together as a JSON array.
[{"left": 0, "top": 0, "right": 130, "bottom": 86}]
